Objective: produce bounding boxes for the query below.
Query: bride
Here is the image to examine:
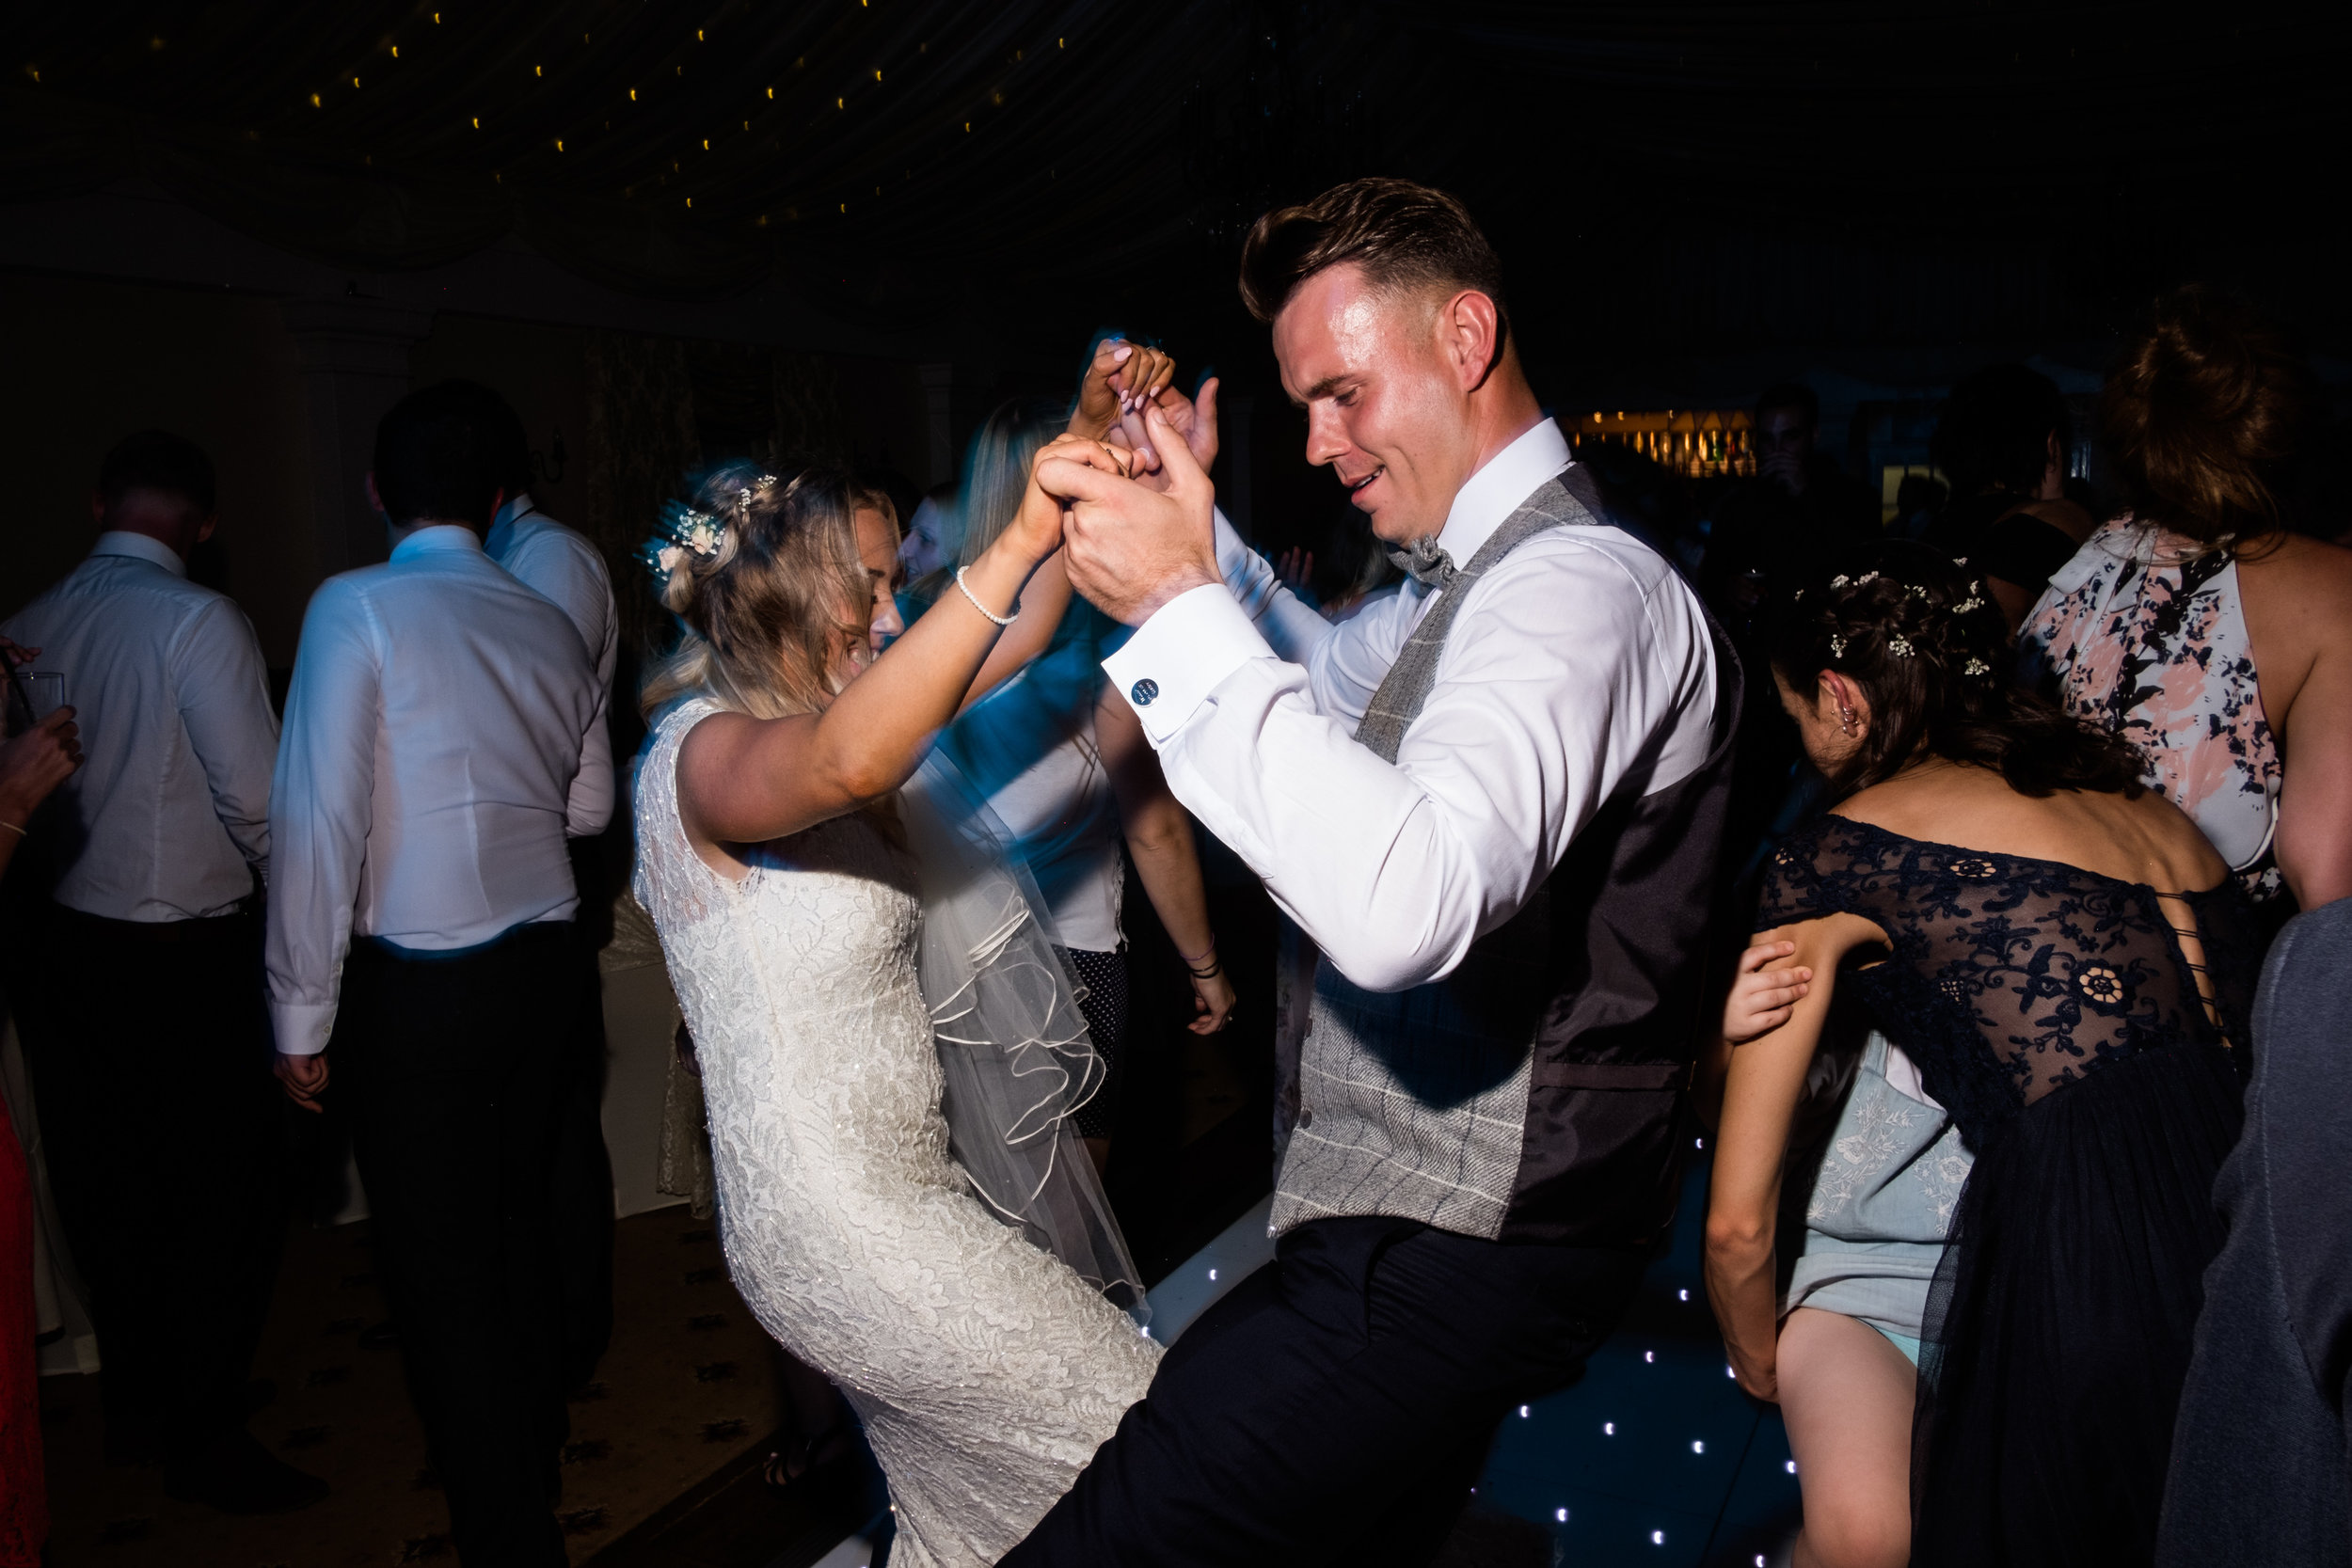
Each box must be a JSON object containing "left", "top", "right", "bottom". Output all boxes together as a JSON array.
[{"left": 629, "top": 442, "right": 1160, "bottom": 1566}]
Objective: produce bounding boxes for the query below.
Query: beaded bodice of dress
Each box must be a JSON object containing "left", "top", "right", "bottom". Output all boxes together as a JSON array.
[
  {"left": 629, "top": 698, "right": 1159, "bottom": 1568},
  {"left": 1758, "top": 815, "right": 2258, "bottom": 1151}
]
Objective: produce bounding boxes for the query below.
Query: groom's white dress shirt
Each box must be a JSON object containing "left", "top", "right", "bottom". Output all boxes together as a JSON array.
[
  {"left": 1105, "top": 418, "right": 1719, "bottom": 993},
  {"left": 266, "top": 524, "right": 609, "bottom": 1056},
  {"left": 487, "top": 492, "right": 617, "bottom": 836},
  {"left": 2, "top": 531, "right": 278, "bottom": 922}
]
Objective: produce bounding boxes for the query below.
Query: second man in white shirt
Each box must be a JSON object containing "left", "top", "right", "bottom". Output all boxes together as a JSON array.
[{"left": 267, "top": 382, "right": 607, "bottom": 1566}]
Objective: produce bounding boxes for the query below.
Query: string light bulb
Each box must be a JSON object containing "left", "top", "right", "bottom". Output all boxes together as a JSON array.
[
  {"left": 390, "top": 45, "right": 399, "bottom": 57},
  {"left": 471, "top": 115, "right": 480, "bottom": 127},
  {"left": 310, "top": 91, "right": 321, "bottom": 106}
]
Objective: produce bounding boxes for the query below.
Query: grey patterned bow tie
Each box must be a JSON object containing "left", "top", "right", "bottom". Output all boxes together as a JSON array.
[{"left": 1387, "top": 534, "right": 1458, "bottom": 590}]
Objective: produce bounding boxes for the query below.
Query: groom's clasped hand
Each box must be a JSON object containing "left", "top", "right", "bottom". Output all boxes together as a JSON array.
[{"left": 1034, "top": 368, "right": 1226, "bottom": 627}]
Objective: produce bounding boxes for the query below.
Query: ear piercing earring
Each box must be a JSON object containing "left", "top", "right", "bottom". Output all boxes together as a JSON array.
[{"left": 1836, "top": 705, "right": 1859, "bottom": 737}]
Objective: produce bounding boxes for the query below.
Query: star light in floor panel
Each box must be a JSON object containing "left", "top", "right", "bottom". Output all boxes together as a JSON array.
[
  {"left": 1603, "top": 1421, "right": 1615, "bottom": 1435},
  {"left": 1518, "top": 1404, "right": 1530, "bottom": 1418},
  {"left": 1554, "top": 1508, "right": 1568, "bottom": 1523},
  {"left": 1691, "top": 1440, "right": 1704, "bottom": 1453},
  {"left": 1651, "top": 1529, "right": 1665, "bottom": 1544}
]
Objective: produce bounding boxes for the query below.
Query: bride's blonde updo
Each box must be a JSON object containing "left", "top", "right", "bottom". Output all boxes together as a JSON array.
[{"left": 641, "top": 463, "right": 872, "bottom": 721}]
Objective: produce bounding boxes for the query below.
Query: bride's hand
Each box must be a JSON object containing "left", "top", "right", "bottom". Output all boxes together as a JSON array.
[
  {"left": 1070, "top": 339, "right": 1175, "bottom": 441},
  {"left": 1004, "top": 435, "right": 1134, "bottom": 564}
]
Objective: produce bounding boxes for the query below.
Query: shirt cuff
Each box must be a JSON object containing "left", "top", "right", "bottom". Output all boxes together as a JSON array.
[
  {"left": 1101, "top": 582, "right": 1275, "bottom": 746},
  {"left": 270, "top": 999, "right": 338, "bottom": 1057}
]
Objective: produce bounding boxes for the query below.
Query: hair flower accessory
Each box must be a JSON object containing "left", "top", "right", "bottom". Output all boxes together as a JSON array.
[
  {"left": 1965, "top": 657, "right": 1992, "bottom": 677},
  {"left": 1887, "top": 635, "right": 1915, "bottom": 657},
  {"left": 1909, "top": 584, "right": 1930, "bottom": 598},
  {"left": 1828, "top": 634, "right": 1847, "bottom": 658},
  {"left": 638, "top": 499, "right": 728, "bottom": 579},
  {"left": 1830, "top": 575, "right": 1851, "bottom": 589},
  {"left": 1857, "top": 571, "right": 1880, "bottom": 584},
  {"left": 1955, "top": 595, "right": 1984, "bottom": 614}
]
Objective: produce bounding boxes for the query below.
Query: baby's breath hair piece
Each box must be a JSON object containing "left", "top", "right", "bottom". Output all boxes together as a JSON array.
[
  {"left": 1829, "top": 635, "right": 1847, "bottom": 658},
  {"left": 1965, "top": 657, "right": 1992, "bottom": 677},
  {"left": 1857, "top": 571, "right": 1880, "bottom": 584},
  {"left": 637, "top": 500, "right": 728, "bottom": 583},
  {"left": 1831, "top": 574, "right": 1851, "bottom": 588},
  {"left": 1955, "top": 594, "right": 1985, "bottom": 614},
  {"left": 1887, "top": 635, "right": 1915, "bottom": 658},
  {"left": 1909, "top": 584, "right": 1930, "bottom": 598}
]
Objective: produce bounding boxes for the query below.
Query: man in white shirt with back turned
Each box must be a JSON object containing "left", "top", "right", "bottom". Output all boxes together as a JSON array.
[
  {"left": 1010, "top": 181, "right": 1739, "bottom": 1565},
  {"left": 2, "top": 431, "right": 320, "bottom": 1513},
  {"left": 473, "top": 384, "right": 620, "bottom": 1402},
  {"left": 268, "top": 382, "right": 607, "bottom": 1567}
]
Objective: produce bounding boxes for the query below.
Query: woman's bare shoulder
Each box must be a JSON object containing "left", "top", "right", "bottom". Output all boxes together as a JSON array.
[
  {"left": 1827, "top": 765, "right": 2012, "bottom": 839},
  {"left": 1831, "top": 766, "right": 2228, "bottom": 892},
  {"left": 2240, "top": 531, "right": 2352, "bottom": 619}
]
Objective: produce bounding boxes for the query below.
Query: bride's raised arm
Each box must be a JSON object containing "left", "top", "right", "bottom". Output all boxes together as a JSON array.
[{"left": 676, "top": 437, "right": 1130, "bottom": 853}]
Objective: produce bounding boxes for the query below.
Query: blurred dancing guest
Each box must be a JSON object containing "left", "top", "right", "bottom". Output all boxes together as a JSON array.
[
  {"left": 629, "top": 453, "right": 1161, "bottom": 1566},
  {"left": 0, "top": 642, "right": 81, "bottom": 1566},
  {"left": 475, "top": 384, "right": 622, "bottom": 1393},
  {"left": 932, "top": 396, "right": 1237, "bottom": 1170},
  {"left": 1926, "top": 364, "right": 2094, "bottom": 627},
  {"left": 2157, "top": 894, "right": 2352, "bottom": 1567},
  {"left": 1716, "top": 543, "right": 2257, "bottom": 1566},
  {"left": 268, "top": 384, "right": 608, "bottom": 1564},
  {"left": 0, "top": 433, "right": 311, "bottom": 1512},
  {"left": 1015, "top": 178, "right": 1737, "bottom": 1565},
  {"left": 2022, "top": 288, "right": 2352, "bottom": 924}
]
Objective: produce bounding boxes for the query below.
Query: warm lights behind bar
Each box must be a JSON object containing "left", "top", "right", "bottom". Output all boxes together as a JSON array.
[{"left": 1568, "top": 409, "right": 1756, "bottom": 480}]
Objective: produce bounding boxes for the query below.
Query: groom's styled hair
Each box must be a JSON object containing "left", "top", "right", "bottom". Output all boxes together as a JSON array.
[{"left": 1237, "top": 178, "right": 1508, "bottom": 339}]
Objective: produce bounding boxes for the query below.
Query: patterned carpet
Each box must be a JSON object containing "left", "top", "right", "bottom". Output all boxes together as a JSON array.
[{"left": 40, "top": 1205, "right": 783, "bottom": 1567}]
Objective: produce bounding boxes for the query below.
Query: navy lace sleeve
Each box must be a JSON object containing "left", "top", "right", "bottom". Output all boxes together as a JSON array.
[{"left": 1756, "top": 816, "right": 1874, "bottom": 930}]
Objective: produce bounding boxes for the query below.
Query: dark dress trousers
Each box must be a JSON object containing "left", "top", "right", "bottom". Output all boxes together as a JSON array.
[{"left": 338, "top": 925, "right": 579, "bottom": 1567}]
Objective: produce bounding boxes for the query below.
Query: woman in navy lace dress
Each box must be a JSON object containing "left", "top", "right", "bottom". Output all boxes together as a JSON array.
[{"left": 1705, "top": 542, "right": 2257, "bottom": 1567}]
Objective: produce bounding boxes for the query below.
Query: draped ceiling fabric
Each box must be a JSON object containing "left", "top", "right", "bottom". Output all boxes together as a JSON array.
[{"left": 0, "top": 4, "right": 2340, "bottom": 352}]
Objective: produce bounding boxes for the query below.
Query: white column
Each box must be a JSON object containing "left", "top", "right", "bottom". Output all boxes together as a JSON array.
[{"left": 280, "top": 298, "right": 434, "bottom": 581}]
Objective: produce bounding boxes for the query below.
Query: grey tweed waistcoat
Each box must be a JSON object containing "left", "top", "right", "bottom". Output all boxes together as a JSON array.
[{"left": 1271, "top": 467, "right": 1742, "bottom": 1247}]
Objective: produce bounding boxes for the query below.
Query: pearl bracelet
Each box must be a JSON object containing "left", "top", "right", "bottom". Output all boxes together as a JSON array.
[{"left": 954, "top": 566, "right": 1018, "bottom": 627}]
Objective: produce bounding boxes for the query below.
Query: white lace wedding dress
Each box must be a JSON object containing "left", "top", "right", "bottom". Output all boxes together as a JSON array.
[{"left": 634, "top": 700, "right": 1161, "bottom": 1566}]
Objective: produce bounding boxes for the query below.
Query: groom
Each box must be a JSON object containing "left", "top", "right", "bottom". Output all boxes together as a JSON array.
[{"left": 1010, "top": 179, "right": 1740, "bottom": 1564}]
